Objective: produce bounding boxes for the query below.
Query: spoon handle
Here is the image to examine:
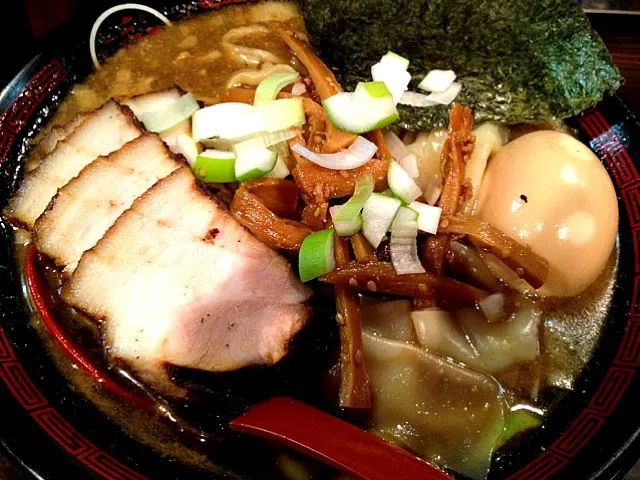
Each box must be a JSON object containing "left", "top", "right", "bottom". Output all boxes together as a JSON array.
[{"left": 230, "top": 396, "right": 452, "bottom": 480}]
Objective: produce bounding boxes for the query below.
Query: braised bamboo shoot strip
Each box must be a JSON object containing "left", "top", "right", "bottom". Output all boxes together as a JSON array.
[
  {"left": 279, "top": 29, "right": 358, "bottom": 153},
  {"left": 438, "top": 215, "right": 549, "bottom": 288},
  {"left": 290, "top": 130, "right": 389, "bottom": 205},
  {"left": 423, "top": 104, "right": 474, "bottom": 272},
  {"left": 320, "top": 262, "right": 487, "bottom": 306},
  {"left": 351, "top": 233, "right": 378, "bottom": 264},
  {"left": 244, "top": 178, "right": 300, "bottom": 219},
  {"left": 231, "top": 184, "right": 312, "bottom": 252},
  {"left": 334, "top": 232, "right": 371, "bottom": 409}
]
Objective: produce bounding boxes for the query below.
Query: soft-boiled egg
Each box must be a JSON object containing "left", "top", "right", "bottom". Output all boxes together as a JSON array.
[{"left": 476, "top": 130, "right": 618, "bottom": 297}]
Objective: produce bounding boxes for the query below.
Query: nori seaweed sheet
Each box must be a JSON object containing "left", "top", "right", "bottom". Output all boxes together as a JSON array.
[{"left": 297, "top": 0, "right": 621, "bottom": 130}]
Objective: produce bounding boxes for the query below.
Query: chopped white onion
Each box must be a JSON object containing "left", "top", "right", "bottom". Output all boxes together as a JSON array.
[
  {"left": 384, "top": 131, "right": 419, "bottom": 179},
  {"left": 291, "top": 82, "right": 307, "bottom": 96},
  {"left": 424, "top": 184, "right": 442, "bottom": 206},
  {"left": 398, "top": 154, "right": 419, "bottom": 180},
  {"left": 384, "top": 130, "right": 411, "bottom": 159},
  {"left": 291, "top": 136, "right": 378, "bottom": 170},
  {"left": 418, "top": 70, "right": 457, "bottom": 93},
  {"left": 399, "top": 82, "right": 462, "bottom": 107},
  {"left": 399, "top": 91, "right": 438, "bottom": 107},
  {"left": 426, "top": 82, "right": 462, "bottom": 105}
]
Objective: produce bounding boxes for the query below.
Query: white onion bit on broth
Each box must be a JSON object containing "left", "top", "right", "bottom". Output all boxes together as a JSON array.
[{"left": 90, "top": 3, "right": 172, "bottom": 69}]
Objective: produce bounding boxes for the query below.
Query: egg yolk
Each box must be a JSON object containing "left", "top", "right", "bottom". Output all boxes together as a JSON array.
[{"left": 476, "top": 130, "right": 618, "bottom": 297}]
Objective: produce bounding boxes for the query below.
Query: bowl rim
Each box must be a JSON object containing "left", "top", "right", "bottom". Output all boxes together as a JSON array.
[{"left": 1, "top": 2, "right": 640, "bottom": 479}]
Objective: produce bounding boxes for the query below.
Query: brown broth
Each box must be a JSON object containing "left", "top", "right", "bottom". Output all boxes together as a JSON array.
[
  {"left": 50, "top": 2, "right": 305, "bottom": 126},
  {"left": 13, "top": 1, "right": 621, "bottom": 477}
]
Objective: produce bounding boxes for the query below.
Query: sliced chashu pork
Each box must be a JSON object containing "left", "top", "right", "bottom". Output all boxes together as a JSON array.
[
  {"left": 4, "top": 101, "right": 142, "bottom": 228},
  {"left": 62, "top": 167, "right": 311, "bottom": 395},
  {"left": 27, "top": 113, "right": 89, "bottom": 172},
  {"left": 33, "top": 134, "right": 183, "bottom": 274},
  {"left": 122, "top": 88, "right": 191, "bottom": 153}
]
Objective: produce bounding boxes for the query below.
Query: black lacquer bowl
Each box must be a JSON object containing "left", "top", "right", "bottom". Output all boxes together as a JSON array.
[{"left": 1, "top": 1, "right": 640, "bottom": 479}]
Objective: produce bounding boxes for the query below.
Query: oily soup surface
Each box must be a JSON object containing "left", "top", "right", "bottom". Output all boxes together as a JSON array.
[{"left": 52, "top": 2, "right": 305, "bottom": 127}]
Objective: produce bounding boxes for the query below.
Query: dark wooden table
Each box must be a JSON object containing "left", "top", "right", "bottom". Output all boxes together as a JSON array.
[{"left": 0, "top": 5, "right": 639, "bottom": 480}]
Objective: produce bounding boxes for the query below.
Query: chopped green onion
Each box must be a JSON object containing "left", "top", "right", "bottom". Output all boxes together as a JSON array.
[
  {"left": 388, "top": 160, "right": 422, "bottom": 203},
  {"left": 380, "top": 51, "right": 410, "bottom": 71},
  {"left": 329, "top": 205, "right": 363, "bottom": 237},
  {"left": 379, "top": 189, "right": 398, "bottom": 198},
  {"left": 372, "top": 61, "right": 411, "bottom": 104},
  {"left": 362, "top": 193, "right": 402, "bottom": 249},
  {"left": 233, "top": 130, "right": 296, "bottom": 154},
  {"left": 409, "top": 201, "right": 442, "bottom": 235},
  {"left": 258, "top": 98, "right": 306, "bottom": 133},
  {"left": 175, "top": 134, "right": 199, "bottom": 167},
  {"left": 330, "top": 174, "right": 374, "bottom": 236},
  {"left": 234, "top": 148, "right": 277, "bottom": 182},
  {"left": 496, "top": 410, "right": 542, "bottom": 449},
  {"left": 299, "top": 228, "right": 336, "bottom": 282},
  {"left": 193, "top": 149, "right": 236, "bottom": 183},
  {"left": 140, "top": 93, "right": 200, "bottom": 134},
  {"left": 323, "top": 81, "right": 399, "bottom": 134},
  {"left": 254, "top": 72, "right": 301, "bottom": 105},
  {"left": 265, "top": 156, "right": 291, "bottom": 179},
  {"left": 232, "top": 130, "right": 294, "bottom": 181},
  {"left": 390, "top": 206, "right": 425, "bottom": 275},
  {"left": 192, "top": 102, "right": 264, "bottom": 141}
]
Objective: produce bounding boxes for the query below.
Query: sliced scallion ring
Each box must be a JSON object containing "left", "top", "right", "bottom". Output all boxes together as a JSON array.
[
  {"left": 192, "top": 103, "right": 264, "bottom": 141},
  {"left": 254, "top": 72, "right": 301, "bottom": 105},
  {"left": 258, "top": 98, "right": 306, "bottom": 132},
  {"left": 379, "top": 51, "right": 410, "bottom": 71},
  {"left": 330, "top": 174, "right": 374, "bottom": 236},
  {"left": 299, "top": 228, "right": 336, "bottom": 283},
  {"left": 265, "top": 156, "right": 291, "bottom": 179},
  {"left": 390, "top": 206, "right": 425, "bottom": 275},
  {"left": 362, "top": 192, "right": 402, "bottom": 249},
  {"left": 323, "top": 81, "right": 399, "bottom": 134},
  {"left": 371, "top": 62, "right": 411, "bottom": 105},
  {"left": 193, "top": 149, "right": 236, "bottom": 183},
  {"left": 139, "top": 93, "right": 200, "bottom": 133},
  {"left": 234, "top": 148, "right": 277, "bottom": 182},
  {"left": 388, "top": 160, "right": 422, "bottom": 203}
]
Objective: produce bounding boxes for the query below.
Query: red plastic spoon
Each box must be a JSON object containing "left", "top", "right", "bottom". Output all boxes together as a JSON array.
[{"left": 230, "top": 396, "right": 453, "bottom": 480}]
